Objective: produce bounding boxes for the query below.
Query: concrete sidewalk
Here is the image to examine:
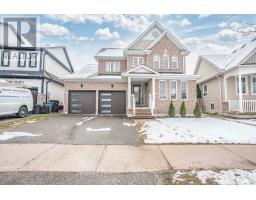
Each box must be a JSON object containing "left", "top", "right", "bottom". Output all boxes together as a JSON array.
[{"left": 0, "top": 144, "right": 256, "bottom": 172}]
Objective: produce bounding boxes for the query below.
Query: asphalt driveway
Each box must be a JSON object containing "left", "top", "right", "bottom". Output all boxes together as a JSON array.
[{"left": 0, "top": 115, "right": 139, "bottom": 145}]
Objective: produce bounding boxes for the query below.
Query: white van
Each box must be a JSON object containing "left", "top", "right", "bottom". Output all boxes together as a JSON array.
[{"left": 0, "top": 86, "right": 34, "bottom": 118}]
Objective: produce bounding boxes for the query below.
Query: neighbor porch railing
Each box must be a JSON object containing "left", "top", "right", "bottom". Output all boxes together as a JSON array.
[{"left": 228, "top": 100, "right": 256, "bottom": 113}]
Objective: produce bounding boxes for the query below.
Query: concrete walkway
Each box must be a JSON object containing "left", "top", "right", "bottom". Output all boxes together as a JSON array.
[{"left": 0, "top": 144, "right": 256, "bottom": 172}]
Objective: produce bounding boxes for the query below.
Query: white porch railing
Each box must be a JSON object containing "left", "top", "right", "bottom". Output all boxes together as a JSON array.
[
  {"left": 148, "top": 94, "right": 154, "bottom": 116},
  {"left": 131, "top": 94, "right": 136, "bottom": 116},
  {"left": 229, "top": 100, "right": 256, "bottom": 113}
]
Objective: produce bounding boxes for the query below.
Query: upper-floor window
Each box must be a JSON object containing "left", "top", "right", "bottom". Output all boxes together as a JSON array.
[
  {"left": 133, "top": 57, "right": 144, "bottom": 67},
  {"left": 1, "top": 51, "right": 10, "bottom": 67},
  {"left": 252, "top": 76, "right": 256, "bottom": 95},
  {"left": 171, "top": 55, "right": 178, "bottom": 69},
  {"left": 105, "top": 61, "right": 120, "bottom": 72},
  {"left": 18, "top": 52, "right": 26, "bottom": 67},
  {"left": 29, "top": 53, "right": 37, "bottom": 68},
  {"left": 203, "top": 85, "right": 207, "bottom": 97},
  {"left": 153, "top": 55, "right": 160, "bottom": 69},
  {"left": 163, "top": 53, "right": 169, "bottom": 69},
  {"left": 236, "top": 76, "right": 247, "bottom": 95},
  {"left": 170, "top": 80, "right": 177, "bottom": 100},
  {"left": 159, "top": 80, "right": 167, "bottom": 100},
  {"left": 181, "top": 80, "right": 188, "bottom": 100}
]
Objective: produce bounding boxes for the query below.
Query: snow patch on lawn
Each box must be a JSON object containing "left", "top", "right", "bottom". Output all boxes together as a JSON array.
[
  {"left": 139, "top": 117, "right": 256, "bottom": 144},
  {"left": 75, "top": 117, "right": 95, "bottom": 126},
  {"left": 172, "top": 169, "right": 256, "bottom": 185},
  {"left": 86, "top": 127, "right": 111, "bottom": 132},
  {"left": 26, "top": 120, "right": 37, "bottom": 123},
  {"left": 0, "top": 132, "right": 42, "bottom": 141},
  {"left": 123, "top": 122, "right": 136, "bottom": 127}
]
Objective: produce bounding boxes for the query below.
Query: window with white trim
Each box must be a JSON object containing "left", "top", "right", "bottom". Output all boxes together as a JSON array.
[
  {"left": 236, "top": 76, "right": 247, "bottom": 94},
  {"left": 1, "top": 51, "right": 10, "bottom": 66},
  {"left": 210, "top": 103, "right": 215, "bottom": 111},
  {"left": 133, "top": 57, "right": 144, "bottom": 67},
  {"left": 159, "top": 80, "right": 167, "bottom": 100},
  {"left": 105, "top": 61, "right": 120, "bottom": 72},
  {"left": 203, "top": 85, "right": 207, "bottom": 97},
  {"left": 153, "top": 55, "right": 160, "bottom": 69},
  {"left": 18, "top": 52, "right": 26, "bottom": 67},
  {"left": 252, "top": 76, "right": 256, "bottom": 95},
  {"left": 163, "top": 52, "right": 169, "bottom": 69},
  {"left": 171, "top": 55, "right": 178, "bottom": 69},
  {"left": 170, "top": 80, "right": 177, "bottom": 100},
  {"left": 29, "top": 53, "right": 37, "bottom": 67},
  {"left": 181, "top": 80, "right": 188, "bottom": 100}
]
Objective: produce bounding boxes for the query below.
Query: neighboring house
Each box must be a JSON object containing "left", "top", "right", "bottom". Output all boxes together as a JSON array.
[
  {"left": 63, "top": 21, "right": 198, "bottom": 117},
  {"left": 0, "top": 22, "right": 74, "bottom": 106},
  {"left": 194, "top": 36, "right": 256, "bottom": 114}
]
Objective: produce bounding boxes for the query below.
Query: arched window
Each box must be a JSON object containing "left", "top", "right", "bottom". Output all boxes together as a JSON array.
[
  {"left": 153, "top": 55, "right": 160, "bottom": 68},
  {"left": 171, "top": 55, "right": 178, "bottom": 69},
  {"left": 163, "top": 53, "right": 169, "bottom": 69}
]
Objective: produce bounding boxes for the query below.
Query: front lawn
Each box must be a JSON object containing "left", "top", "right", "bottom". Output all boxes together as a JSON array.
[{"left": 137, "top": 117, "right": 256, "bottom": 144}]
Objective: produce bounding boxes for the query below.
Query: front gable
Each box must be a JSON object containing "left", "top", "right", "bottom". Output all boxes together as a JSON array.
[
  {"left": 243, "top": 50, "right": 256, "bottom": 65},
  {"left": 122, "top": 65, "right": 159, "bottom": 76}
]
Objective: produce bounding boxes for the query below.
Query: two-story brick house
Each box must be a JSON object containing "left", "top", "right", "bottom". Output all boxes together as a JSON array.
[{"left": 63, "top": 21, "right": 198, "bottom": 117}]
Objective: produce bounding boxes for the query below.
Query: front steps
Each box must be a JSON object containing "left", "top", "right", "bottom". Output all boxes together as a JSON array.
[{"left": 133, "top": 107, "right": 154, "bottom": 119}]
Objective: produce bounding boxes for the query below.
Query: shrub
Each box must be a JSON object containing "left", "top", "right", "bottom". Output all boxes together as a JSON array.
[
  {"left": 168, "top": 101, "right": 176, "bottom": 117},
  {"left": 193, "top": 101, "right": 202, "bottom": 118},
  {"left": 197, "top": 84, "right": 202, "bottom": 99},
  {"left": 180, "top": 101, "right": 187, "bottom": 117}
]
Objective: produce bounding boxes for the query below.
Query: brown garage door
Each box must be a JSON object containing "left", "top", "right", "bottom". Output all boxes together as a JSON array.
[
  {"left": 69, "top": 91, "right": 96, "bottom": 114},
  {"left": 99, "top": 91, "right": 126, "bottom": 114}
]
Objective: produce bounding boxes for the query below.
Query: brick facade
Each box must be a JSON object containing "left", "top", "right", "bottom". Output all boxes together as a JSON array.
[
  {"left": 154, "top": 80, "right": 197, "bottom": 116},
  {"left": 98, "top": 60, "right": 127, "bottom": 75}
]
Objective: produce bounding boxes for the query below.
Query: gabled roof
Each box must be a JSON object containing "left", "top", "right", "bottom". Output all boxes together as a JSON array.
[
  {"left": 195, "top": 36, "right": 256, "bottom": 75},
  {"left": 60, "top": 64, "right": 98, "bottom": 79},
  {"left": 126, "top": 21, "right": 190, "bottom": 55},
  {"left": 122, "top": 65, "right": 159, "bottom": 76}
]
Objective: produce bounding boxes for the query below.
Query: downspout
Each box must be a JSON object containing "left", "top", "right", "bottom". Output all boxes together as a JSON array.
[
  {"left": 218, "top": 75, "right": 223, "bottom": 114},
  {"left": 45, "top": 79, "right": 52, "bottom": 103}
]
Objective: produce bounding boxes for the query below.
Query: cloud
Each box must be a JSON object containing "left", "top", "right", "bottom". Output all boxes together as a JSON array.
[
  {"left": 230, "top": 22, "right": 242, "bottom": 31},
  {"left": 39, "top": 23, "right": 70, "bottom": 36},
  {"left": 198, "top": 14, "right": 211, "bottom": 19},
  {"left": 180, "top": 18, "right": 191, "bottom": 27},
  {"left": 217, "top": 29, "right": 240, "bottom": 41},
  {"left": 47, "top": 14, "right": 152, "bottom": 33},
  {"left": 95, "top": 27, "right": 120, "bottom": 40},
  {"left": 168, "top": 18, "right": 191, "bottom": 27},
  {"left": 219, "top": 22, "right": 228, "bottom": 28},
  {"left": 182, "top": 37, "right": 202, "bottom": 45}
]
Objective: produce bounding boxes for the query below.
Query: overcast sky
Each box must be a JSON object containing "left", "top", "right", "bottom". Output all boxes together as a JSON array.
[{"left": 2, "top": 14, "right": 256, "bottom": 74}]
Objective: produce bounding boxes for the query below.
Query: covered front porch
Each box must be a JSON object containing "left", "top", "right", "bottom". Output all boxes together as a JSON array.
[
  {"left": 122, "top": 65, "right": 158, "bottom": 118},
  {"left": 224, "top": 66, "right": 256, "bottom": 113}
]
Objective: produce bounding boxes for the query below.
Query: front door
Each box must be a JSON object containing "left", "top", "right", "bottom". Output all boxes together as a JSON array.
[{"left": 132, "top": 85, "right": 141, "bottom": 105}]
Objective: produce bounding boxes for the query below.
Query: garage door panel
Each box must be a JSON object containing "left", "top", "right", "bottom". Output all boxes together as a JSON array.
[
  {"left": 69, "top": 91, "right": 96, "bottom": 114},
  {"left": 99, "top": 91, "right": 126, "bottom": 114}
]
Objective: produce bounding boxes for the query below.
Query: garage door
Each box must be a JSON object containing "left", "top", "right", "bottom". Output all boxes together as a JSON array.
[
  {"left": 99, "top": 91, "right": 126, "bottom": 114},
  {"left": 69, "top": 91, "right": 96, "bottom": 114}
]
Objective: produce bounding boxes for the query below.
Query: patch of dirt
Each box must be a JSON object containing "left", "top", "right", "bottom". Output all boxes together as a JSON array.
[
  {"left": 163, "top": 170, "right": 217, "bottom": 185},
  {"left": 133, "top": 119, "right": 147, "bottom": 144},
  {"left": 0, "top": 113, "right": 61, "bottom": 129}
]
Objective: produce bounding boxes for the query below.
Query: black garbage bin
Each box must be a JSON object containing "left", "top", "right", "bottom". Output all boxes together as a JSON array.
[
  {"left": 34, "top": 105, "right": 41, "bottom": 114},
  {"left": 50, "top": 100, "right": 59, "bottom": 112}
]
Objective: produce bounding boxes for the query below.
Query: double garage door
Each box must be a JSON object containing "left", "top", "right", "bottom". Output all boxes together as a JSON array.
[{"left": 69, "top": 91, "right": 126, "bottom": 115}]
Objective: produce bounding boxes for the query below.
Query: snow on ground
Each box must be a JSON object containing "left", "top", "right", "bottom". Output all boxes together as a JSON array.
[
  {"left": 123, "top": 122, "right": 137, "bottom": 127},
  {"left": 139, "top": 117, "right": 256, "bottom": 144},
  {"left": 0, "top": 132, "right": 42, "bottom": 141},
  {"left": 75, "top": 117, "right": 95, "bottom": 126},
  {"left": 86, "top": 127, "right": 111, "bottom": 132},
  {"left": 172, "top": 169, "right": 256, "bottom": 185},
  {"left": 229, "top": 119, "right": 256, "bottom": 126}
]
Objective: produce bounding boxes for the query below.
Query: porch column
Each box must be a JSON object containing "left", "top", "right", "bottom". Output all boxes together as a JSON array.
[
  {"left": 224, "top": 76, "right": 228, "bottom": 101},
  {"left": 152, "top": 78, "right": 156, "bottom": 108},
  {"left": 128, "top": 76, "right": 131, "bottom": 108},
  {"left": 238, "top": 70, "right": 243, "bottom": 113}
]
